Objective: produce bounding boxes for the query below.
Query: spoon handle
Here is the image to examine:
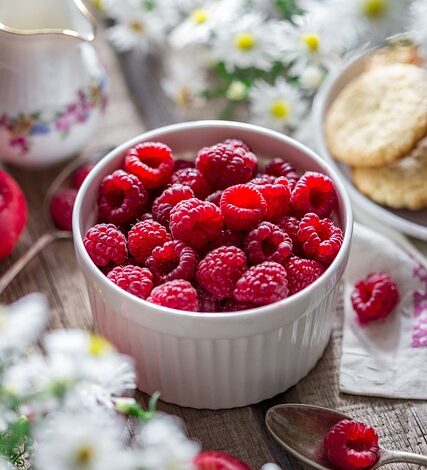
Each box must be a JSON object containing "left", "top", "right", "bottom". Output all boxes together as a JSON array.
[
  {"left": 377, "top": 449, "right": 427, "bottom": 467},
  {"left": 0, "top": 230, "right": 71, "bottom": 296}
]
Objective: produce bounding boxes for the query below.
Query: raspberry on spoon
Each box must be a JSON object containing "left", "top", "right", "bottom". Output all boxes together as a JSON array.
[
  {"left": 351, "top": 272, "right": 399, "bottom": 324},
  {"left": 50, "top": 188, "right": 78, "bottom": 231},
  {"left": 324, "top": 419, "right": 380, "bottom": 470}
]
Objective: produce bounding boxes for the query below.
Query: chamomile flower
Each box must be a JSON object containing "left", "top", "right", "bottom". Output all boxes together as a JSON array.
[
  {"left": 299, "top": 65, "right": 326, "bottom": 90},
  {"left": 322, "top": 0, "right": 412, "bottom": 47},
  {"left": 212, "top": 13, "right": 283, "bottom": 71},
  {"left": 249, "top": 78, "right": 306, "bottom": 131},
  {"left": 0, "top": 294, "right": 48, "bottom": 361},
  {"left": 33, "top": 410, "right": 134, "bottom": 470},
  {"left": 135, "top": 414, "right": 200, "bottom": 470},
  {"left": 410, "top": 0, "right": 427, "bottom": 58}
]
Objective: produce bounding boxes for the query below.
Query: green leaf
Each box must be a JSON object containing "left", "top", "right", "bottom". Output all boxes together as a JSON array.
[
  {"left": 0, "top": 417, "right": 31, "bottom": 462},
  {"left": 274, "top": 0, "right": 303, "bottom": 19}
]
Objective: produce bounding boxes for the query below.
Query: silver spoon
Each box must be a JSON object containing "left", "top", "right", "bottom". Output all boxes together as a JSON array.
[
  {"left": 0, "top": 149, "right": 110, "bottom": 296},
  {"left": 266, "top": 404, "right": 427, "bottom": 469}
]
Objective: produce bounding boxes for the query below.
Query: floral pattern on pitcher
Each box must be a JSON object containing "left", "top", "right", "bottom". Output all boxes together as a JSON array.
[{"left": 0, "top": 77, "right": 107, "bottom": 156}]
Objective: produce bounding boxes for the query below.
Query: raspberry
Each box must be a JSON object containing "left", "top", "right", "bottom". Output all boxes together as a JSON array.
[
  {"left": 98, "top": 170, "right": 149, "bottom": 225},
  {"left": 220, "top": 184, "right": 267, "bottom": 231},
  {"left": 324, "top": 420, "right": 380, "bottom": 470},
  {"left": 265, "top": 158, "right": 299, "bottom": 189},
  {"left": 351, "top": 272, "right": 399, "bottom": 324},
  {"left": 196, "top": 246, "right": 247, "bottom": 299},
  {"left": 298, "top": 213, "right": 343, "bottom": 265},
  {"left": 72, "top": 163, "right": 95, "bottom": 189},
  {"left": 49, "top": 188, "right": 77, "bottom": 231},
  {"left": 174, "top": 159, "right": 194, "bottom": 171},
  {"left": 0, "top": 170, "right": 27, "bottom": 260},
  {"left": 286, "top": 256, "right": 325, "bottom": 295},
  {"left": 207, "top": 228, "right": 244, "bottom": 251},
  {"left": 196, "top": 286, "right": 220, "bottom": 313},
  {"left": 249, "top": 176, "right": 291, "bottom": 221},
  {"left": 128, "top": 220, "right": 171, "bottom": 263},
  {"left": 196, "top": 142, "right": 257, "bottom": 189},
  {"left": 250, "top": 174, "right": 277, "bottom": 185},
  {"left": 234, "top": 261, "right": 288, "bottom": 306},
  {"left": 205, "top": 190, "right": 223, "bottom": 206},
  {"left": 171, "top": 168, "right": 211, "bottom": 199},
  {"left": 107, "top": 265, "right": 153, "bottom": 299},
  {"left": 194, "top": 451, "right": 251, "bottom": 470},
  {"left": 291, "top": 171, "right": 337, "bottom": 218},
  {"left": 148, "top": 279, "right": 198, "bottom": 311},
  {"left": 152, "top": 184, "right": 194, "bottom": 227},
  {"left": 244, "top": 222, "right": 292, "bottom": 266},
  {"left": 83, "top": 223, "right": 127, "bottom": 267},
  {"left": 123, "top": 142, "right": 174, "bottom": 189},
  {"left": 222, "top": 138, "right": 251, "bottom": 153},
  {"left": 277, "top": 215, "right": 301, "bottom": 252},
  {"left": 169, "top": 198, "right": 223, "bottom": 250},
  {"left": 146, "top": 240, "right": 197, "bottom": 284}
]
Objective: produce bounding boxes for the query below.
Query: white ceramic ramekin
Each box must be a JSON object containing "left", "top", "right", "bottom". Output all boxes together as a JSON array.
[{"left": 73, "top": 120, "right": 353, "bottom": 409}]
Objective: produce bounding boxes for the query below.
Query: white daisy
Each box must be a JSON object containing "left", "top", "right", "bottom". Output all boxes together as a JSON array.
[
  {"left": 299, "top": 64, "right": 326, "bottom": 90},
  {"left": 249, "top": 78, "right": 306, "bottom": 131},
  {"left": 33, "top": 410, "right": 134, "bottom": 470},
  {"left": 0, "top": 293, "right": 48, "bottom": 361},
  {"left": 0, "top": 457, "right": 14, "bottom": 470},
  {"left": 212, "top": 13, "right": 283, "bottom": 71},
  {"left": 410, "top": 0, "right": 427, "bottom": 58},
  {"left": 321, "top": 0, "right": 412, "bottom": 47},
  {"left": 0, "top": 405, "right": 17, "bottom": 433},
  {"left": 135, "top": 414, "right": 200, "bottom": 470}
]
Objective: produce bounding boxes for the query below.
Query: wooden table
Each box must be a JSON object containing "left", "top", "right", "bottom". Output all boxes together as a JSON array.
[{"left": 1, "top": 31, "right": 427, "bottom": 470}]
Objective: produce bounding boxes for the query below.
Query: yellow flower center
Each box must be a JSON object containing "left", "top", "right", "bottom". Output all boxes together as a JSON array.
[
  {"left": 129, "top": 20, "right": 143, "bottom": 32},
  {"left": 176, "top": 87, "right": 191, "bottom": 106},
  {"left": 0, "top": 307, "right": 6, "bottom": 330},
  {"left": 91, "top": 0, "right": 103, "bottom": 10},
  {"left": 88, "top": 335, "right": 111, "bottom": 357},
  {"left": 191, "top": 9, "right": 209, "bottom": 24},
  {"left": 302, "top": 33, "right": 320, "bottom": 52},
  {"left": 234, "top": 32, "right": 256, "bottom": 51},
  {"left": 361, "top": 0, "right": 388, "bottom": 18},
  {"left": 270, "top": 100, "right": 290, "bottom": 119},
  {"left": 74, "top": 445, "right": 94, "bottom": 466}
]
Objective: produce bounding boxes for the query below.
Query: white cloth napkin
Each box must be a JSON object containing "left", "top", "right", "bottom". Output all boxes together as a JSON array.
[{"left": 339, "top": 223, "right": 427, "bottom": 399}]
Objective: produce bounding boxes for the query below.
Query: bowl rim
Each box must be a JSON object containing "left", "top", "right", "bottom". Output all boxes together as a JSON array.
[
  {"left": 312, "top": 36, "right": 427, "bottom": 241},
  {"left": 73, "top": 120, "right": 353, "bottom": 320}
]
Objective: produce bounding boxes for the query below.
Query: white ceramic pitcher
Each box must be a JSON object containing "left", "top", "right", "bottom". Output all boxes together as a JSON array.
[{"left": 0, "top": 0, "right": 108, "bottom": 168}]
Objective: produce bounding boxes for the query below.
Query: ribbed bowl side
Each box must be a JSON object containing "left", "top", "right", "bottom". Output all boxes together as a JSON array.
[{"left": 88, "top": 285, "right": 338, "bottom": 409}]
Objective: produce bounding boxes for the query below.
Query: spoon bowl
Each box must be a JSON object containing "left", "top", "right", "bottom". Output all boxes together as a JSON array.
[{"left": 266, "top": 404, "right": 427, "bottom": 469}]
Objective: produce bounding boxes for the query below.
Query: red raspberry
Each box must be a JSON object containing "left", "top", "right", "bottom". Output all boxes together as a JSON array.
[
  {"left": 250, "top": 174, "right": 277, "bottom": 185},
  {"left": 234, "top": 261, "right": 288, "bottom": 306},
  {"left": 220, "top": 184, "right": 267, "bottom": 231},
  {"left": 277, "top": 215, "right": 301, "bottom": 252},
  {"left": 128, "top": 220, "right": 171, "bottom": 263},
  {"left": 324, "top": 420, "right": 380, "bottom": 470},
  {"left": 265, "top": 158, "right": 299, "bottom": 189},
  {"left": 351, "top": 272, "right": 400, "bottom": 324},
  {"left": 249, "top": 176, "right": 291, "bottom": 221},
  {"left": 123, "top": 142, "right": 174, "bottom": 189},
  {"left": 196, "top": 142, "right": 257, "bottom": 189},
  {"left": 291, "top": 171, "right": 337, "bottom": 218},
  {"left": 83, "top": 223, "right": 127, "bottom": 267},
  {"left": 196, "top": 286, "right": 221, "bottom": 313},
  {"left": 286, "top": 256, "right": 325, "bottom": 295},
  {"left": 298, "top": 213, "right": 343, "bottom": 265},
  {"left": 98, "top": 170, "right": 149, "bottom": 225},
  {"left": 148, "top": 279, "right": 198, "bottom": 311},
  {"left": 107, "top": 265, "right": 153, "bottom": 299},
  {"left": 174, "top": 159, "right": 194, "bottom": 171},
  {"left": 146, "top": 240, "right": 197, "bottom": 284},
  {"left": 196, "top": 246, "right": 247, "bottom": 299},
  {"left": 152, "top": 184, "right": 194, "bottom": 227},
  {"left": 72, "top": 163, "right": 95, "bottom": 189},
  {"left": 244, "top": 222, "right": 292, "bottom": 266},
  {"left": 205, "top": 190, "right": 223, "bottom": 206},
  {"left": 171, "top": 168, "right": 211, "bottom": 199},
  {"left": 0, "top": 170, "right": 27, "bottom": 260},
  {"left": 169, "top": 198, "right": 223, "bottom": 250},
  {"left": 194, "top": 451, "right": 251, "bottom": 470},
  {"left": 222, "top": 138, "right": 251, "bottom": 153},
  {"left": 49, "top": 188, "right": 77, "bottom": 231}
]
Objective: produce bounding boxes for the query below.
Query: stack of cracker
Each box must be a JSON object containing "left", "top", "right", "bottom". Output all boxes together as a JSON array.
[{"left": 325, "top": 46, "right": 427, "bottom": 211}]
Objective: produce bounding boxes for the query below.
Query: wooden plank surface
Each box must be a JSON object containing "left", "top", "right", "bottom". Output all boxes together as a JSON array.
[{"left": 1, "top": 28, "right": 426, "bottom": 469}]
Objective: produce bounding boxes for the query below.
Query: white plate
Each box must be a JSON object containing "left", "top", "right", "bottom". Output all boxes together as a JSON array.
[{"left": 312, "top": 42, "right": 427, "bottom": 241}]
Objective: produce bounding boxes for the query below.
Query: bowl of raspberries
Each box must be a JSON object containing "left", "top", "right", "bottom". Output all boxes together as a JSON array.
[{"left": 73, "top": 120, "right": 353, "bottom": 409}]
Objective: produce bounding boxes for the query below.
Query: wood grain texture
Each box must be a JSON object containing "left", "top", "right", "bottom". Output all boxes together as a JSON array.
[{"left": 0, "top": 27, "right": 426, "bottom": 470}]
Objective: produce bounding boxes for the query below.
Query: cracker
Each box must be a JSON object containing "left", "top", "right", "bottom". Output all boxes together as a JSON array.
[
  {"left": 325, "top": 64, "right": 427, "bottom": 167},
  {"left": 351, "top": 138, "right": 427, "bottom": 210},
  {"left": 366, "top": 43, "right": 422, "bottom": 70}
]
